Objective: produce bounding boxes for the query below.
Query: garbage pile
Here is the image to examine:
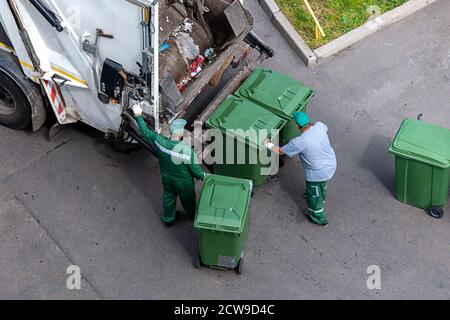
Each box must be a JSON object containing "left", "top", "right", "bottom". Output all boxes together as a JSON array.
[
  {"left": 160, "top": 17, "right": 217, "bottom": 93},
  {"left": 159, "top": 0, "right": 253, "bottom": 115}
]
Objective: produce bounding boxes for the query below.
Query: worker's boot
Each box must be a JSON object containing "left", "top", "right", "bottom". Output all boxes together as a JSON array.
[
  {"left": 162, "top": 211, "right": 181, "bottom": 228},
  {"left": 307, "top": 215, "right": 328, "bottom": 227}
]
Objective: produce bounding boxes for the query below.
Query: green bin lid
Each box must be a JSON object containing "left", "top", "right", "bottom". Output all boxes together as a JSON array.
[
  {"left": 205, "top": 95, "right": 287, "bottom": 149},
  {"left": 235, "top": 67, "right": 315, "bottom": 119},
  {"left": 389, "top": 119, "right": 450, "bottom": 168},
  {"left": 195, "top": 174, "right": 252, "bottom": 234}
]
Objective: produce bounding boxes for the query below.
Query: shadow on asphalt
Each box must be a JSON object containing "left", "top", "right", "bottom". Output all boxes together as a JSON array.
[
  {"left": 67, "top": 121, "right": 200, "bottom": 264},
  {"left": 62, "top": 121, "right": 205, "bottom": 264},
  {"left": 359, "top": 134, "right": 396, "bottom": 196},
  {"left": 275, "top": 158, "right": 309, "bottom": 224}
]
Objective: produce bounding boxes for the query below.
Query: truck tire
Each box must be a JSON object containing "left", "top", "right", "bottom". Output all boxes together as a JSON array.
[{"left": 0, "top": 70, "right": 31, "bottom": 129}]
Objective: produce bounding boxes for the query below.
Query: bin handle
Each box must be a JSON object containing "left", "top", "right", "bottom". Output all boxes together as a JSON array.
[
  {"left": 292, "top": 90, "right": 315, "bottom": 114},
  {"left": 274, "top": 119, "right": 286, "bottom": 131}
]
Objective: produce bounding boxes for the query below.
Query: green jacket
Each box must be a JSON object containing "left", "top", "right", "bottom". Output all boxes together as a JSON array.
[{"left": 137, "top": 116, "right": 205, "bottom": 180}]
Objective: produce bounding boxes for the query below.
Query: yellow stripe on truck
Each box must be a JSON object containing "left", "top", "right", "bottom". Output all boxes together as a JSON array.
[
  {"left": 0, "top": 41, "right": 14, "bottom": 52},
  {"left": 1, "top": 41, "right": 88, "bottom": 87},
  {"left": 51, "top": 66, "right": 88, "bottom": 87},
  {"left": 20, "top": 60, "right": 34, "bottom": 69},
  {"left": 0, "top": 42, "right": 34, "bottom": 70}
]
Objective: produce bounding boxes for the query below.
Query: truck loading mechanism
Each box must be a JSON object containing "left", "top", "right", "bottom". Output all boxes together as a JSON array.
[
  {"left": 118, "top": 0, "right": 276, "bottom": 156},
  {"left": 29, "top": 0, "right": 64, "bottom": 32}
]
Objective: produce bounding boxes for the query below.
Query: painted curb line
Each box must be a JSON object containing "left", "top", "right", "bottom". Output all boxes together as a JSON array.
[{"left": 258, "top": 0, "right": 440, "bottom": 66}]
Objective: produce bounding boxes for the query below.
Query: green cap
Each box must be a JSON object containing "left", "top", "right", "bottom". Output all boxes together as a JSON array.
[
  {"left": 293, "top": 112, "right": 310, "bottom": 128},
  {"left": 170, "top": 119, "right": 187, "bottom": 136}
]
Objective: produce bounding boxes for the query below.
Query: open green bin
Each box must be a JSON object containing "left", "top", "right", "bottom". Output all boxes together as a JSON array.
[
  {"left": 194, "top": 174, "right": 252, "bottom": 272},
  {"left": 389, "top": 119, "right": 450, "bottom": 217},
  {"left": 235, "top": 67, "right": 315, "bottom": 145},
  {"left": 205, "top": 95, "right": 286, "bottom": 186}
]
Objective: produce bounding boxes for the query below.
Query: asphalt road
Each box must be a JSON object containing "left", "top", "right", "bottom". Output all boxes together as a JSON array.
[{"left": 0, "top": 0, "right": 449, "bottom": 299}]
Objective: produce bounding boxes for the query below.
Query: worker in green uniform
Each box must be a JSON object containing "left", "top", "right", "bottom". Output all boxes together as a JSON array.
[
  {"left": 264, "top": 112, "right": 337, "bottom": 227},
  {"left": 132, "top": 102, "right": 205, "bottom": 228}
]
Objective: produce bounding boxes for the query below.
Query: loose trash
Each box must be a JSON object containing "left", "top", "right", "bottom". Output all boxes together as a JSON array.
[
  {"left": 204, "top": 48, "right": 216, "bottom": 61},
  {"left": 159, "top": 0, "right": 255, "bottom": 115},
  {"left": 175, "top": 18, "right": 194, "bottom": 34},
  {"left": 173, "top": 31, "right": 200, "bottom": 64},
  {"left": 177, "top": 76, "right": 190, "bottom": 92},
  {"left": 159, "top": 42, "right": 170, "bottom": 52},
  {"left": 189, "top": 55, "right": 204, "bottom": 78}
]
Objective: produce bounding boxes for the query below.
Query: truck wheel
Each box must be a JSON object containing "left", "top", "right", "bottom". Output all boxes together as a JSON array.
[
  {"left": 0, "top": 71, "right": 31, "bottom": 129},
  {"left": 427, "top": 207, "right": 444, "bottom": 219}
]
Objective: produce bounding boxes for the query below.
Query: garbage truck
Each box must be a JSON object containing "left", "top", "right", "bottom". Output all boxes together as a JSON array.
[
  {"left": 0, "top": 0, "right": 159, "bottom": 149},
  {"left": 0, "top": 0, "right": 274, "bottom": 155}
]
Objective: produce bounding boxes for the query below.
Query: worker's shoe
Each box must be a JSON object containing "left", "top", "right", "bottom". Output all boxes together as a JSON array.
[
  {"left": 161, "top": 212, "right": 180, "bottom": 228},
  {"left": 162, "top": 220, "right": 173, "bottom": 228},
  {"left": 307, "top": 215, "right": 329, "bottom": 228}
]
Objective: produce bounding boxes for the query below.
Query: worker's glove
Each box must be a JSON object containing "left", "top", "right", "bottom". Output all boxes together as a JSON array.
[
  {"left": 132, "top": 102, "right": 143, "bottom": 117},
  {"left": 203, "top": 173, "right": 212, "bottom": 181},
  {"left": 263, "top": 139, "right": 275, "bottom": 151}
]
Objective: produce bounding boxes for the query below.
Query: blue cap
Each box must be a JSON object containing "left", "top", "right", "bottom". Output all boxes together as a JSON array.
[
  {"left": 293, "top": 112, "right": 310, "bottom": 128},
  {"left": 170, "top": 119, "right": 187, "bottom": 135}
]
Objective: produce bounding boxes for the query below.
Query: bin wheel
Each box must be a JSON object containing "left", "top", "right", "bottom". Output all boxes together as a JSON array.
[
  {"left": 236, "top": 258, "right": 244, "bottom": 275},
  {"left": 194, "top": 255, "right": 201, "bottom": 269},
  {"left": 427, "top": 207, "right": 444, "bottom": 219}
]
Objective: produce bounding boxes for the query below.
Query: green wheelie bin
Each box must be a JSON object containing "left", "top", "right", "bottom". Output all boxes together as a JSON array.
[
  {"left": 389, "top": 119, "right": 450, "bottom": 218},
  {"left": 194, "top": 174, "right": 253, "bottom": 274},
  {"left": 235, "top": 67, "right": 315, "bottom": 145},
  {"left": 205, "top": 95, "right": 287, "bottom": 186}
]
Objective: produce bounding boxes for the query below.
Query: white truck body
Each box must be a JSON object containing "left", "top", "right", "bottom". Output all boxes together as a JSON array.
[
  {"left": 1, "top": 0, "right": 272, "bottom": 152},
  {"left": 0, "top": 0, "right": 159, "bottom": 134}
]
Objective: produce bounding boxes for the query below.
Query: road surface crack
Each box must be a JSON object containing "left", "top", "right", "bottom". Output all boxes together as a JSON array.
[{"left": 46, "top": 138, "right": 75, "bottom": 155}]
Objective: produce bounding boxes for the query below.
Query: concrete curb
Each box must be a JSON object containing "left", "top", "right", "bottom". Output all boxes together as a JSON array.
[
  {"left": 315, "top": 0, "right": 439, "bottom": 62},
  {"left": 258, "top": 0, "right": 439, "bottom": 66},
  {"left": 258, "top": 0, "right": 317, "bottom": 66}
]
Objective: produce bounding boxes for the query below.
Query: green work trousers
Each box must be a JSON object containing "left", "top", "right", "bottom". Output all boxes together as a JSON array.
[
  {"left": 162, "top": 176, "right": 197, "bottom": 224},
  {"left": 305, "top": 181, "right": 328, "bottom": 225}
]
